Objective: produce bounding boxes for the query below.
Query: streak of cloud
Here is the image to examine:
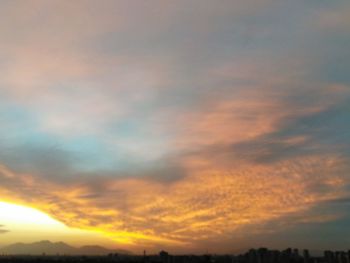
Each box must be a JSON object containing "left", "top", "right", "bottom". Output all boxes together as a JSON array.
[{"left": 0, "top": 225, "right": 9, "bottom": 234}]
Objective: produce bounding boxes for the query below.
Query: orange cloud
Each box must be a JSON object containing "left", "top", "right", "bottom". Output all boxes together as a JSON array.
[{"left": 0, "top": 150, "right": 347, "bottom": 252}]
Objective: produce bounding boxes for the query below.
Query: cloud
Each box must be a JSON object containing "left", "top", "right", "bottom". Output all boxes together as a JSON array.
[
  {"left": 0, "top": 225, "right": 9, "bottom": 234},
  {"left": 0, "top": 147, "right": 348, "bottom": 250},
  {"left": 0, "top": 0, "right": 349, "bottom": 253},
  {"left": 226, "top": 87, "right": 350, "bottom": 165}
]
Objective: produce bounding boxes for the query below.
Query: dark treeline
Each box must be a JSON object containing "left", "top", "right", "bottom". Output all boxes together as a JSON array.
[{"left": 0, "top": 248, "right": 349, "bottom": 263}]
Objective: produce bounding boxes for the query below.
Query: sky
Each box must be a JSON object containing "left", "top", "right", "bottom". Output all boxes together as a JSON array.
[{"left": 0, "top": 0, "right": 350, "bottom": 254}]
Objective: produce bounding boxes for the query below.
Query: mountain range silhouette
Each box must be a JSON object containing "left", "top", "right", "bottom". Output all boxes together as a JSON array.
[{"left": 0, "top": 240, "right": 130, "bottom": 255}]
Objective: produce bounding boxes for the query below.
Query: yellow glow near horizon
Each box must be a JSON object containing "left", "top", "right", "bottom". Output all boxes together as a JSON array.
[
  {"left": 0, "top": 201, "right": 64, "bottom": 228},
  {"left": 0, "top": 201, "right": 119, "bottom": 248},
  {"left": 0, "top": 201, "right": 184, "bottom": 248}
]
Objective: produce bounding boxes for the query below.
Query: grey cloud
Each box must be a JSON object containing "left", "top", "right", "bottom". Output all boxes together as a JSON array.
[
  {"left": 323, "top": 197, "right": 350, "bottom": 205},
  {"left": 222, "top": 93, "right": 350, "bottom": 165},
  {"left": 0, "top": 142, "right": 82, "bottom": 183}
]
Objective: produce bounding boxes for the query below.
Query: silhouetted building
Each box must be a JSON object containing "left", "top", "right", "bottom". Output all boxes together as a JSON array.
[
  {"left": 325, "top": 251, "right": 335, "bottom": 263},
  {"left": 248, "top": 249, "right": 258, "bottom": 263},
  {"left": 160, "top": 251, "right": 170, "bottom": 263},
  {"left": 303, "top": 250, "right": 310, "bottom": 263},
  {"left": 1, "top": 247, "right": 350, "bottom": 263}
]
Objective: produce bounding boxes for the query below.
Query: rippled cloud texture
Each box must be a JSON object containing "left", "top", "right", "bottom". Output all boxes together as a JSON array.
[{"left": 0, "top": 0, "right": 350, "bottom": 253}]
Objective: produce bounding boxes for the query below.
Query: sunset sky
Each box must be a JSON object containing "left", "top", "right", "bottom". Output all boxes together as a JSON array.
[{"left": 0, "top": 0, "right": 350, "bottom": 254}]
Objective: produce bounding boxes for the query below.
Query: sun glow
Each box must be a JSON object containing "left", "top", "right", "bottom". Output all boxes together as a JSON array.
[
  {"left": 0, "top": 201, "right": 185, "bottom": 247},
  {"left": 0, "top": 201, "right": 64, "bottom": 228},
  {"left": 0, "top": 201, "right": 119, "bottom": 247}
]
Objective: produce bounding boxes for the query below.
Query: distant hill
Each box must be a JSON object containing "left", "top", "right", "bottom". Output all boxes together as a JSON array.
[{"left": 0, "top": 240, "right": 130, "bottom": 255}]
